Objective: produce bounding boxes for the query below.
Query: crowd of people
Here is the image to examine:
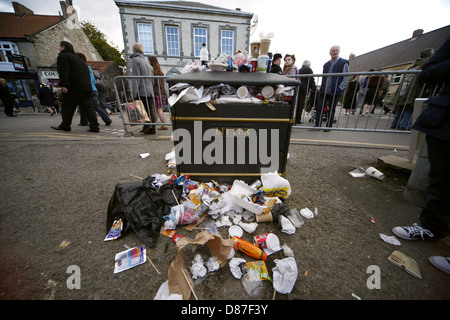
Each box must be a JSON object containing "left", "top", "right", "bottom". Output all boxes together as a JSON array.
[
  {"left": 267, "top": 45, "right": 438, "bottom": 132},
  {"left": 1, "top": 37, "right": 448, "bottom": 274}
]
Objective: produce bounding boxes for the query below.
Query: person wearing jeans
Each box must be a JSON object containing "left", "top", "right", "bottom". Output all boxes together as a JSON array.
[{"left": 392, "top": 37, "right": 450, "bottom": 275}]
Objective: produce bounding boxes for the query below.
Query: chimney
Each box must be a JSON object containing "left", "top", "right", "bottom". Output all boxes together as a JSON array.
[
  {"left": 12, "top": 2, "right": 34, "bottom": 17},
  {"left": 60, "top": 1, "right": 76, "bottom": 19},
  {"left": 412, "top": 29, "right": 424, "bottom": 39}
]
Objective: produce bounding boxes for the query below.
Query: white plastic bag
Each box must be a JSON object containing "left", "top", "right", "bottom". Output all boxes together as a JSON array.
[
  {"left": 272, "top": 257, "right": 298, "bottom": 294},
  {"left": 154, "top": 280, "right": 183, "bottom": 300},
  {"left": 261, "top": 171, "right": 291, "bottom": 199}
]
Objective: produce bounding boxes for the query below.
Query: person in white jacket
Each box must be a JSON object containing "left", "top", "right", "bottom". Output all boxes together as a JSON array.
[{"left": 200, "top": 43, "right": 209, "bottom": 67}]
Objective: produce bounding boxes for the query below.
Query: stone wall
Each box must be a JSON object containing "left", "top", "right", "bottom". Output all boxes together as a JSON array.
[{"left": 31, "top": 19, "right": 102, "bottom": 69}]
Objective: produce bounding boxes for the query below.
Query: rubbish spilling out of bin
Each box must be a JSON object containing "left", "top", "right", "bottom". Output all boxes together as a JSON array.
[{"left": 105, "top": 153, "right": 319, "bottom": 299}]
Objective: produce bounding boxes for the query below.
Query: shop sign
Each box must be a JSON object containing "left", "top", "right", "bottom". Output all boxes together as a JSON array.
[
  {"left": 41, "top": 71, "right": 59, "bottom": 79},
  {"left": 12, "top": 55, "right": 28, "bottom": 72}
]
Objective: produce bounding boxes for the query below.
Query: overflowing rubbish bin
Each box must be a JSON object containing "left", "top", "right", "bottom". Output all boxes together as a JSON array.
[{"left": 166, "top": 72, "right": 301, "bottom": 183}]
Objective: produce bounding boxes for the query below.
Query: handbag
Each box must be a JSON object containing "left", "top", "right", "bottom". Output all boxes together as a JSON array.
[{"left": 122, "top": 100, "right": 150, "bottom": 125}]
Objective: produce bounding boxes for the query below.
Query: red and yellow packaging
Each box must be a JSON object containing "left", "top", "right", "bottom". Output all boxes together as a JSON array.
[{"left": 233, "top": 236, "right": 268, "bottom": 261}]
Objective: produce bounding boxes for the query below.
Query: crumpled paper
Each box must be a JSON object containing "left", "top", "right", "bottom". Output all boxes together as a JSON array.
[
  {"left": 380, "top": 233, "right": 401, "bottom": 246},
  {"left": 272, "top": 257, "right": 298, "bottom": 294},
  {"left": 229, "top": 257, "right": 247, "bottom": 279},
  {"left": 280, "top": 215, "right": 295, "bottom": 234}
]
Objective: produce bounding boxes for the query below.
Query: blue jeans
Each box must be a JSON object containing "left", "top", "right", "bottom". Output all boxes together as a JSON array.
[
  {"left": 419, "top": 135, "right": 450, "bottom": 238},
  {"left": 80, "top": 91, "right": 111, "bottom": 125},
  {"left": 391, "top": 104, "right": 413, "bottom": 129}
]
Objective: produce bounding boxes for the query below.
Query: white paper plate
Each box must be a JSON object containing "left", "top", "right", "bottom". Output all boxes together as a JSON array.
[{"left": 229, "top": 225, "right": 243, "bottom": 238}]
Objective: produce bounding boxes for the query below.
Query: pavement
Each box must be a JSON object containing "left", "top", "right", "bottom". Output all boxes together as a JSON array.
[{"left": 0, "top": 109, "right": 448, "bottom": 306}]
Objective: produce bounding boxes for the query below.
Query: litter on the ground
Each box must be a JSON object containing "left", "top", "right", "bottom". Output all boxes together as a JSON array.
[
  {"left": 388, "top": 250, "right": 422, "bottom": 279},
  {"left": 104, "top": 165, "right": 324, "bottom": 299},
  {"left": 349, "top": 167, "right": 385, "bottom": 180},
  {"left": 104, "top": 219, "right": 123, "bottom": 241},
  {"left": 114, "top": 246, "right": 147, "bottom": 274},
  {"left": 272, "top": 257, "right": 298, "bottom": 294},
  {"left": 299, "top": 207, "right": 315, "bottom": 219},
  {"left": 380, "top": 233, "right": 401, "bottom": 246}
]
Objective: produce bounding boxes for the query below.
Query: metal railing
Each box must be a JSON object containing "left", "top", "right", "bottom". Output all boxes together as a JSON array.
[
  {"left": 113, "top": 70, "right": 437, "bottom": 136},
  {"left": 287, "top": 70, "right": 438, "bottom": 133},
  {"left": 113, "top": 75, "right": 172, "bottom": 136}
]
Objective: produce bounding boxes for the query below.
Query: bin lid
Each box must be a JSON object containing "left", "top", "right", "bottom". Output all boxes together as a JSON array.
[{"left": 166, "top": 71, "right": 300, "bottom": 87}]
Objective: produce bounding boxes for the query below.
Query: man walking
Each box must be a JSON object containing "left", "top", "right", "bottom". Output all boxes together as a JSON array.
[
  {"left": 0, "top": 78, "right": 16, "bottom": 117},
  {"left": 51, "top": 41, "right": 99, "bottom": 132},
  {"left": 315, "top": 45, "right": 350, "bottom": 131}
]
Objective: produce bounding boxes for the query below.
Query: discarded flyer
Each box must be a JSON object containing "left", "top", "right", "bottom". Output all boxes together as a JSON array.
[
  {"left": 114, "top": 246, "right": 147, "bottom": 274},
  {"left": 104, "top": 219, "right": 123, "bottom": 242}
]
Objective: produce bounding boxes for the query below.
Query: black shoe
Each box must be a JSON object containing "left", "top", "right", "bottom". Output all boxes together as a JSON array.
[
  {"left": 142, "top": 126, "right": 156, "bottom": 134},
  {"left": 51, "top": 125, "right": 71, "bottom": 132},
  {"left": 87, "top": 128, "right": 99, "bottom": 133},
  {"left": 105, "top": 121, "right": 112, "bottom": 126}
]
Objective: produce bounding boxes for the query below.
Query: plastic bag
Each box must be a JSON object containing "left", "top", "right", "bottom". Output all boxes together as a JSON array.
[
  {"left": 272, "top": 257, "right": 298, "bottom": 294},
  {"left": 105, "top": 176, "right": 182, "bottom": 247},
  {"left": 261, "top": 171, "right": 291, "bottom": 199}
]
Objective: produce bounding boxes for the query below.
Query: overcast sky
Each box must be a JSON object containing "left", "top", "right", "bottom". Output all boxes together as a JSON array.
[{"left": 1, "top": 0, "right": 449, "bottom": 71}]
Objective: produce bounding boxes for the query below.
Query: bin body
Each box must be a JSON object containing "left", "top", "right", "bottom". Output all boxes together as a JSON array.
[{"left": 167, "top": 72, "right": 300, "bottom": 183}]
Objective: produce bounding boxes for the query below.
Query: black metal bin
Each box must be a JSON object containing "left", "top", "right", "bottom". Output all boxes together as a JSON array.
[{"left": 166, "top": 72, "right": 300, "bottom": 184}]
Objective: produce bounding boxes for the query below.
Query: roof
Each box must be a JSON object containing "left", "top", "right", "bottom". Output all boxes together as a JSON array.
[
  {"left": 0, "top": 12, "right": 62, "bottom": 39},
  {"left": 114, "top": 0, "right": 253, "bottom": 17},
  {"left": 86, "top": 61, "right": 116, "bottom": 73},
  {"left": 349, "top": 25, "right": 450, "bottom": 71}
]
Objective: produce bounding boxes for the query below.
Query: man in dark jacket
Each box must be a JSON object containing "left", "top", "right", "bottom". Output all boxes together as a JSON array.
[
  {"left": 296, "top": 60, "right": 316, "bottom": 124},
  {"left": 393, "top": 37, "right": 450, "bottom": 245},
  {"left": 51, "top": 41, "right": 99, "bottom": 132},
  {"left": 315, "top": 45, "right": 350, "bottom": 130},
  {"left": 0, "top": 78, "right": 16, "bottom": 117}
]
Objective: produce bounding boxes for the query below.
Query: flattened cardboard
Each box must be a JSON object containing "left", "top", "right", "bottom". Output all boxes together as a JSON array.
[{"left": 168, "top": 231, "right": 235, "bottom": 300}]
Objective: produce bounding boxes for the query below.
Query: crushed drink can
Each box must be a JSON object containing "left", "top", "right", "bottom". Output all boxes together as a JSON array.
[{"left": 196, "top": 199, "right": 211, "bottom": 215}]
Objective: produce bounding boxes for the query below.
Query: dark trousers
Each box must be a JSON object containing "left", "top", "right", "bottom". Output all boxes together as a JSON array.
[
  {"left": 315, "top": 93, "right": 340, "bottom": 127},
  {"left": 295, "top": 90, "right": 307, "bottom": 124},
  {"left": 4, "top": 101, "right": 14, "bottom": 116},
  {"left": 60, "top": 90, "right": 99, "bottom": 130},
  {"left": 419, "top": 135, "right": 450, "bottom": 237},
  {"left": 80, "top": 91, "right": 111, "bottom": 125}
]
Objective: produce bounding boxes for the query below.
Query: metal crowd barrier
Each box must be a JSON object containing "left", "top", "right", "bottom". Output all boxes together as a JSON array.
[
  {"left": 287, "top": 70, "right": 438, "bottom": 133},
  {"left": 113, "top": 70, "right": 437, "bottom": 136},
  {"left": 113, "top": 75, "right": 172, "bottom": 136}
]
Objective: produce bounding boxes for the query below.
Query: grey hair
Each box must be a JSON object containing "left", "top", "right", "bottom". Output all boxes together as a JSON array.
[{"left": 302, "top": 60, "right": 311, "bottom": 67}]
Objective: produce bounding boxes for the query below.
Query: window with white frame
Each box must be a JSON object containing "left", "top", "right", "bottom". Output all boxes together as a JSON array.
[
  {"left": 221, "top": 29, "right": 234, "bottom": 56},
  {"left": 137, "top": 23, "right": 154, "bottom": 55},
  {"left": 0, "top": 42, "right": 19, "bottom": 63},
  {"left": 391, "top": 73, "right": 402, "bottom": 84},
  {"left": 166, "top": 26, "right": 180, "bottom": 56},
  {"left": 193, "top": 27, "right": 207, "bottom": 57}
]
